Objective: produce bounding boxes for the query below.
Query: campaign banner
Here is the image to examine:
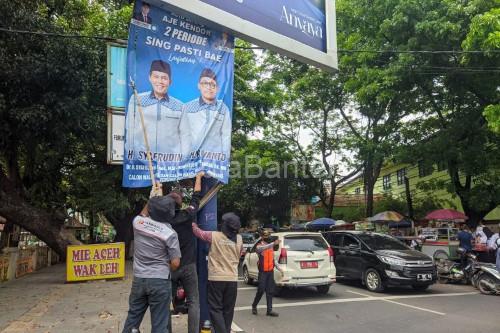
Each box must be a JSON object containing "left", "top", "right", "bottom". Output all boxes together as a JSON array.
[
  {"left": 200, "top": 0, "right": 326, "bottom": 52},
  {"left": 66, "top": 243, "right": 125, "bottom": 282},
  {"left": 107, "top": 45, "right": 127, "bottom": 108},
  {"left": 123, "top": 1, "right": 235, "bottom": 187}
]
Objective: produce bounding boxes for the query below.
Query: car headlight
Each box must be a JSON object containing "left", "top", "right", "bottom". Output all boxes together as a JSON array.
[{"left": 378, "top": 255, "right": 406, "bottom": 266}]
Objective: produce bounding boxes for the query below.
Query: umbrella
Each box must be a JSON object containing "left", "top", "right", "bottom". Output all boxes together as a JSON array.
[
  {"left": 368, "top": 211, "right": 404, "bottom": 222},
  {"left": 290, "top": 222, "right": 308, "bottom": 231},
  {"left": 388, "top": 219, "right": 412, "bottom": 228},
  {"left": 425, "top": 209, "right": 468, "bottom": 221},
  {"left": 306, "top": 218, "right": 336, "bottom": 230}
]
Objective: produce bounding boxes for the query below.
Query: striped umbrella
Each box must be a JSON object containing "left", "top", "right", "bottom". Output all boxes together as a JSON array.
[{"left": 368, "top": 211, "right": 404, "bottom": 222}]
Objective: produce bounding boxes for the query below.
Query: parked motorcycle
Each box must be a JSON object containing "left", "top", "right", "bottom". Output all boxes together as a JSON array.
[
  {"left": 472, "top": 264, "right": 500, "bottom": 295},
  {"left": 436, "top": 247, "right": 477, "bottom": 284}
]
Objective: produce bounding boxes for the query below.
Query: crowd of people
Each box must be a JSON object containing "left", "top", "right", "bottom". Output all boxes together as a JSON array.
[
  {"left": 457, "top": 223, "right": 500, "bottom": 271},
  {"left": 121, "top": 173, "right": 283, "bottom": 333}
]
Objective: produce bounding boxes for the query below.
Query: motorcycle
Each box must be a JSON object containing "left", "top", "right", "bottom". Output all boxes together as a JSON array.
[
  {"left": 472, "top": 264, "right": 500, "bottom": 295},
  {"left": 436, "top": 247, "right": 477, "bottom": 284}
]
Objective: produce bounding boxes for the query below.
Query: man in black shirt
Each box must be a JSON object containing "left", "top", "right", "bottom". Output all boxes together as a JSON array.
[{"left": 166, "top": 173, "right": 203, "bottom": 333}]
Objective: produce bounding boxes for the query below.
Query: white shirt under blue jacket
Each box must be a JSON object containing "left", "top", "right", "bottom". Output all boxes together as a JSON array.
[
  {"left": 125, "top": 91, "right": 186, "bottom": 159},
  {"left": 181, "top": 97, "right": 231, "bottom": 156}
]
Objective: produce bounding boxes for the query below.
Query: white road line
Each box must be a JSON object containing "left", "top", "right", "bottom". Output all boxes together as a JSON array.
[
  {"left": 346, "top": 290, "right": 373, "bottom": 297},
  {"left": 237, "top": 287, "right": 256, "bottom": 290},
  {"left": 231, "top": 321, "right": 245, "bottom": 332},
  {"left": 234, "top": 291, "right": 478, "bottom": 312},
  {"left": 382, "top": 299, "right": 446, "bottom": 316}
]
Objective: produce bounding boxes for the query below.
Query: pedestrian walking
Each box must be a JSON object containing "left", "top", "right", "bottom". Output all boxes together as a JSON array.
[
  {"left": 192, "top": 213, "right": 242, "bottom": 333},
  {"left": 122, "top": 195, "right": 181, "bottom": 333},
  {"left": 251, "top": 229, "right": 282, "bottom": 317}
]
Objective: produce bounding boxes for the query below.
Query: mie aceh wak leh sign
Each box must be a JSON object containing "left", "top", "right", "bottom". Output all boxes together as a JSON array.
[
  {"left": 123, "top": 0, "right": 235, "bottom": 188},
  {"left": 66, "top": 243, "right": 125, "bottom": 282}
]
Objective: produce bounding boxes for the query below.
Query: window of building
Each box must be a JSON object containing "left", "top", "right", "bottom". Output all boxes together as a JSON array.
[
  {"left": 383, "top": 174, "right": 391, "bottom": 190},
  {"left": 437, "top": 161, "right": 447, "bottom": 171},
  {"left": 396, "top": 168, "right": 407, "bottom": 185},
  {"left": 354, "top": 187, "right": 361, "bottom": 195},
  {"left": 418, "top": 160, "right": 433, "bottom": 177}
]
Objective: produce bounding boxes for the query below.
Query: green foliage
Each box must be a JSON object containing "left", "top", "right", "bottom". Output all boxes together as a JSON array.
[{"left": 484, "top": 104, "right": 500, "bottom": 133}]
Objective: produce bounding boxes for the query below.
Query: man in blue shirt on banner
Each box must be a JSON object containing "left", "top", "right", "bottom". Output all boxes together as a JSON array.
[
  {"left": 125, "top": 60, "right": 186, "bottom": 161},
  {"left": 181, "top": 68, "right": 232, "bottom": 158}
]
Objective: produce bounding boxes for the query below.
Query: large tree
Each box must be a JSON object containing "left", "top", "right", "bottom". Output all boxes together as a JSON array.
[
  {"left": 0, "top": 0, "right": 134, "bottom": 257},
  {"left": 337, "top": 0, "right": 500, "bottom": 225}
]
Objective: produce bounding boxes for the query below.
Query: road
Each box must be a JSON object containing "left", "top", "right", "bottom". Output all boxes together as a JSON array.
[{"left": 232, "top": 278, "right": 500, "bottom": 333}]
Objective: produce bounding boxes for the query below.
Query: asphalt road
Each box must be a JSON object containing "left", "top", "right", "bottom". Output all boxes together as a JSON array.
[{"left": 232, "top": 278, "right": 500, "bottom": 333}]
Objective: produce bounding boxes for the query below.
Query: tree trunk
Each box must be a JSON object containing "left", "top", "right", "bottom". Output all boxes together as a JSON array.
[
  {"left": 108, "top": 213, "right": 135, "bottom": 259},
  {"left": 0, "top": 188, "right": 80, "bottom": 259}
]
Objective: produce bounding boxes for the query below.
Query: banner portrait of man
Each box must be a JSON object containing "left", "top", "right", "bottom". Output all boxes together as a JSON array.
[{"left": 123, "top": 0, "right": 235, "bottom": 188}]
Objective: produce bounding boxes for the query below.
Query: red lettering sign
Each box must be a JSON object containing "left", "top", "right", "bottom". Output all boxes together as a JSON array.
[{"left": 72, "top": 249, "right": 90, "bottom": 262}]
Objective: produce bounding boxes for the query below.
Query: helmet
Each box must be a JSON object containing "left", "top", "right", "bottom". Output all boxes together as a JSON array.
[{"left": 456, "top": 247, "right": 467, "bottom": 256}]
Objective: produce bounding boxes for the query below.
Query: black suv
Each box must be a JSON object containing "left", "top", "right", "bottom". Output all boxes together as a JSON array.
[{"left": 322, "top": 231, "right": 436, "bottom": 292}]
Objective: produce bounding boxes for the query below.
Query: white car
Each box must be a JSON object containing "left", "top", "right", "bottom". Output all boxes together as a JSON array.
[{"left": 242, "top": 232, "right": 336, "bottom": 294}]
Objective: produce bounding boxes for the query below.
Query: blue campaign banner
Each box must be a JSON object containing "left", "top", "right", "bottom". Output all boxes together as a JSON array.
[
  {"left": 200, "top": 0, "right": 326, "bottom": 52},
  {"left": 108, "top": 46, "right": 127, "bottom": 108},
  {"left": 123, "top": 0, "right": 235, "bottom": 188}
]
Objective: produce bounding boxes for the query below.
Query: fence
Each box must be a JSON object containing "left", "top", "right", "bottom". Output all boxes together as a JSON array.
[{"left": 0, "top": 246, "right": 59, "bottom": 282}]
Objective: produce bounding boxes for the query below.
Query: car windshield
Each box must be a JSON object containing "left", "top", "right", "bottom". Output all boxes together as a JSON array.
[
  {"left": 358, "top": 234, "right": 409, "bottom": 251},
  {"left": 285, "top": 235, "right": 328, "bottom": 251},
  {"left": 241, "top": 234, "right": 255, "bottom": 244}
]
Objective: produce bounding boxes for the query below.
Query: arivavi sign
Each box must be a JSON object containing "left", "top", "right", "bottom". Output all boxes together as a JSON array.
[
  {"left": 153, "top": 0, "right": 337, "bottom": 71},
  {"left": 201, "top": 0, "right": 327, "bottom": 51}
]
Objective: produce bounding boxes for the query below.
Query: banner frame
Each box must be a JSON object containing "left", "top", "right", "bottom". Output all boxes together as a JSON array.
[
  {"left": 106, "top": 109, "right": 125, "bottom": 165},
  {"left": 151, "top": 0, "right": 338, "bottom": 71}
]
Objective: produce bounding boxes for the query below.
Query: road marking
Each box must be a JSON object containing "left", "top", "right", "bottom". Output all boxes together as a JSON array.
[
  {"left": 231, "top": 322, "right": 245, "bottom": 332},
  {"left": 382, "top": 299, "right": 446, "bottom": 316},
  {"left": 238, "top": 287, "right": 256, "bottom": 290},
  {"left": 234, "top": 291, "right": 478, "bottom": 312},
  {"left": 346, "top": 290, "right": 373, "bottom": 297},
  {"left": 345, "top": 290, "right": 446, "bottom": 315}
]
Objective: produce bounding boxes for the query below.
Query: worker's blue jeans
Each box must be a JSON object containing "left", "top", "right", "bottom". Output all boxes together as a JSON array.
[{"left": 122, "top": 277, "right": 172, "bottom": 333}]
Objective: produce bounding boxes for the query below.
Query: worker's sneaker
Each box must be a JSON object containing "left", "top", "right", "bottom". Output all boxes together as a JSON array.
[
  {"left": 266, "top": 311, "right": 279, "bottom": 317},
  {"left": 252, "top": 307, "right": 258, "bottom": 315}
]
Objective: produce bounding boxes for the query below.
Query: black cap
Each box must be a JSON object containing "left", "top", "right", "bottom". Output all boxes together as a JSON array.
[
  {"left": 148, "top": 196, "right": 175, "bottom": 223},
  {"left": 222, "top": 212, "right": 241, "bottom": 231},
  {"left": 150, "top": 60, "right": 171, "bottom": 77}
]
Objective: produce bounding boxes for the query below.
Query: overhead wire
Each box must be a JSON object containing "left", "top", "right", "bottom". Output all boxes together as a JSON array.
[{"left": 1, "top": 27, "right": 499, "bottom": 55}]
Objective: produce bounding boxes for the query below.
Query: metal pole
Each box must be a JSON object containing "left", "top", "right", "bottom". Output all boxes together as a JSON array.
[
  {"left": 197, "top": 177, "right": 218, "bottom": 323},
  {"left": 130, "top": 78, "right": 156, "bottom": 187}
]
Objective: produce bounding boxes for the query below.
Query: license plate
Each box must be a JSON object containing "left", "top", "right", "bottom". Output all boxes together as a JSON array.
[
  {"left": 417, "top": 273, "right": 432, "bottom": 281},
  {"left": 300, "top": 261, "right": 318, "bottom": 269}
]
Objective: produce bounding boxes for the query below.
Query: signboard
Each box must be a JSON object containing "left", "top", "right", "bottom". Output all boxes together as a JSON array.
[
  {"left": 107, "top": 109, "right": 125, "bottom": 164},
  {"left": 152, "top": 0, "right": 337, "bottom": 71},
  {"left": 291, "top": 203, "right": 315, "bottom": 221},
  {"left": 123, "top": 1, "right": 234, "bottom": 187},
  {"left": 66, "top": 243, "right": 125, "bottom": 282},
  {"left": 107, "top": 44, "right": 127, "bottom": 109}
]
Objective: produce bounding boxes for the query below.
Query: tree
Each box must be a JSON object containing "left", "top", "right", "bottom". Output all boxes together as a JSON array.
[
  {"left": 0, "top": 0, "right": 134, "bottom": 257},
  {"left": 259, "top": 55, "right": 359, "bottom": 218},
  {"left": 336, "top": 0, "right": 431, "bottom": 217}
]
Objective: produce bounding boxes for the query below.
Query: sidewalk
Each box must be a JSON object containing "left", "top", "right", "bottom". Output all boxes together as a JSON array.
[{"left": 0, "top": 261, "right": 188, "bottom": 333}]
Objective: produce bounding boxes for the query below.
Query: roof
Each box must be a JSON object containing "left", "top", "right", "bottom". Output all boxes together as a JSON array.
[{"left": 271, "top": 231, "right": 326, "bottom": 237}]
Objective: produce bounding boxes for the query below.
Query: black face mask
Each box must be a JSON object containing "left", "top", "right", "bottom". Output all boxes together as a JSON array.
[{"left": 263, "top": 237, "right": 270, "bottom": 243}]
